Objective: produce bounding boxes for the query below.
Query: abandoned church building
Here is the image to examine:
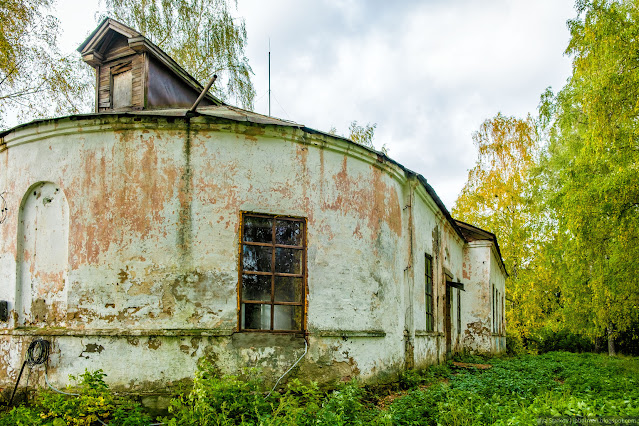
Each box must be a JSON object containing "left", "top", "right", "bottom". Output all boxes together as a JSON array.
[{"left": 0, "top": 19, "right": 507, "bottom": 392}]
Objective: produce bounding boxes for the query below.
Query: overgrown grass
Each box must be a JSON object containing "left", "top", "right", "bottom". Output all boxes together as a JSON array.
[{"left": 1, "top": 352, "right": 637, "bottom": 425}]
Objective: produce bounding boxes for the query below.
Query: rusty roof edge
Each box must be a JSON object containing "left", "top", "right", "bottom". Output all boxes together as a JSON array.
[
  {"left": 1, "top": 110, "right": 473, "bottom": 247},
  {"left": 413, "top": 173, "right": 467, "bottom": 243},
  {"left": 455, "top": 219, "right": 509, "bottom": 277},
  {"left": 302, "top": 125, "right": 467, "bottom": 243},
  {"left": 0, "top": 109, "right": 294, "bottom": 138}
]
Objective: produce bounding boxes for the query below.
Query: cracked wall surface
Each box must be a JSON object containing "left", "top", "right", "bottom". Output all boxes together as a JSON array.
[{"left": 0, "top": 114, "right": 506, "bottom": 390}]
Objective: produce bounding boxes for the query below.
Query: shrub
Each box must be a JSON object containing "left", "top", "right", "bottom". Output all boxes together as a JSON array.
[
  {"left": 163, "top": 361, "right": 270, "bottom": 425},
  {"left": 38, "top": 370, "right": 151, "bottom": 426},
  {"left": 528, "top": 327, "right": 594, "bottom": 353},
  {"left": 0, "top": 370, "right": 150, "bottom": 426},
  {"left": 505, "top": 330, "right": 526, "bottom": 355}
]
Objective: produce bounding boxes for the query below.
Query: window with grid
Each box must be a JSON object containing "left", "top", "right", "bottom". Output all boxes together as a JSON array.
[
  {"left": 425, "top": 254, "right": 434, "bottom": 332},
  {"left": 457, "top": 288, "right": 461, "bottom": 334},
  {"left": 239, "top": 213, "right": 305, "bottom": 332},
  {"left": 491, "top": 284, "right": 497, "bottom": 333},
  {"left": 501, "top": 294, "right": 505, "bottom": 334}
]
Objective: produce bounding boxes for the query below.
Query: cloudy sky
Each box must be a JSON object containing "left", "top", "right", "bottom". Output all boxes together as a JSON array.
[{"left": 52, "top": 0, "right": 576, "bottom": 209}]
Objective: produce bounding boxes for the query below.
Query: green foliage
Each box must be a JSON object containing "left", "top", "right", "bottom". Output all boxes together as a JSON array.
[
  {"left": 455, "top": 1, "right": 639, "bottom": 352},
  {"left": 348, "top": 121, "right": 377, "bottom": 149},
  {"left": 451, "top": 113, "right": 561, "bottom": 340},
  {"left": 505, "top": 330, "right": 527, "bottom": 355},
  {"left": 387, "top": 352, "right": 639, "bottom": 424},
  {"left": 527, "top": 327, "right": 595, "bottom": 354},
  {"left": 38, "top": 369, "right": 150, "bottom": 426},
  {"left": 163, "top": 361, "right": 270, "bottom": 425},
  {"left": 262, "top": 379, "right": 323, "bottom": 425},
  {"left": 386, "top": 385, "right": 446, "bottom": 425},
  {"left": 0, "top": 369, "right": 150, "bottom": 426},
  {"left": 0, "top": 405, "right": 42, "bottom": 426},
  {"left": 0, "top": 0, "right": 92, "bottom": 127},
  {"left": 540, "top": 0, "right": 639, "bottom": 345},
  {"left": 103, "top": 0, "right": 255, "bottom": 109},
  {"left": 313, "top": 381, "right": 372, "bottom": 425},
  {"left": 1, "top": 353, "right": 638, "bottom": 424}
]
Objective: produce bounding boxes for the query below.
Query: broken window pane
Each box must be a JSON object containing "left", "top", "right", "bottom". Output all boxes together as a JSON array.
[
  {"left": 425, "top": 254, "right": 434, "bottom": 332},
  {"left": 275, "top": 248, "right": 302, "bottom": 274},
  {"left": 242, "top": 245, "right": 272, "bottom": 272},
  {"left": 275, "top": 220, "right": 303, "bottom": 246},
  {"left": 273, "top": 305, "right": 302, "bottom": 330},
  {"left": 241, "top": 303, "right": 271, "bottom": 330},
  {"left": 240, "top": 213, "right": 306, "bottom": 333},
  {"left": 242, "top": 274, "right": 271, "bottom": 301},
  {"left": 274, "top": 276, "right": 303, "bottom": 302},
  {"left": 243, "top": 216, "right": 273, "bottom": 243}
]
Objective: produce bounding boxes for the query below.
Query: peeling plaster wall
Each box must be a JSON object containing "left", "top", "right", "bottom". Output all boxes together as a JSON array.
[
  {"left": 0, "top": 115, "right": 505, "bottom": 390},
  {"left": 461, "top": 241, "right": 506, "bottom": 354},
  {"left": 411, "top": 184, "right": 463, "bottom": 367},
  {"left": 489, "top": 248, "right": 507, "bottom": 352}
]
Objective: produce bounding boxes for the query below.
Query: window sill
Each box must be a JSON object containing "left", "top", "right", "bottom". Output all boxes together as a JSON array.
[{"left": 415, "top": 330, "right": 444, "bottom": 337}]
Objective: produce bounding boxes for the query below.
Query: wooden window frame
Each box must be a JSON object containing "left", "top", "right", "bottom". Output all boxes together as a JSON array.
[
  {"left": 492, "top": 285, "right": 496, "bottom": 333},
  {"left": 110, "top": 61, "right": 133, "bottom": 109},
  {"left": 238, "top": 212, "right": 306, "bottom": 333},
  {"left": 501, "top": 293, "right": 505, "bottom": 335},
  {"left": 457, "top": 288, "right": 461, "bottom": 334},
  {"left": 425, "top": 254, "right": 434, "bottom": 332}
]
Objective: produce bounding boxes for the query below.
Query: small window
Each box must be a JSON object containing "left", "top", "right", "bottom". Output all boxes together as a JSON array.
[
  {"left": 457, "top": 288, "right": 461, "bottom": 334},
  {"left": 501, "top": 293, "right": 505, "bottom": 334},
  {"left": 239, "top": 213, "right": 305, "bottom": 332},
  {"left": 492, "top": 284, "right": 496, "bottom": 333},
  {"left": 425, "top": 254, "right": 434, "bottom": 332},
  {"left": 111, "top": 63, "right": 133, "bottom": 109}
]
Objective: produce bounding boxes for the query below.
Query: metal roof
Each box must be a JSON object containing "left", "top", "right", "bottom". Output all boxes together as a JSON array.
[
  {"left": 0, "top": 106, "right": 482, "bottom": 251},
  {"left": 455, "top": 220, "right": 508, "bottom": 276}
]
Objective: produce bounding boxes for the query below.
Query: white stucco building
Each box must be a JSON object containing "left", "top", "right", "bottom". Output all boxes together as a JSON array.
[{"left": 0, "top": 19, "right": 507, "bottom": 392}]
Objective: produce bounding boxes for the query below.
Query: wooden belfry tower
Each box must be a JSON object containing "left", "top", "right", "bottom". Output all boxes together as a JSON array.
[{"left": 78, "top": 18, "right": 223, "bottom": 112}]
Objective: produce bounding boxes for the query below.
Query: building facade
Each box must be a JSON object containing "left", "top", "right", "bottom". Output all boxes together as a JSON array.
[{"left": 0, "top": 19, "right": 506, "bottom": 392}]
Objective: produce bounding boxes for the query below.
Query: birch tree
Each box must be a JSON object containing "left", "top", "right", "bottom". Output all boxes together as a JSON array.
[
  {"left": 0, "top": 0, "right": 92, "bottom": 127},
  {"left": 452, "top": 113, "right": 561, "bottom": 338},
  {"left": 543, "top": 0, "right": 639, "bottom": 354},
  {"left": 103, "top": 0, "right": 255, "bottom": 109}
]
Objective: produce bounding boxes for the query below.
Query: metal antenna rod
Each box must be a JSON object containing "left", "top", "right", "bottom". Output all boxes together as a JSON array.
[{"left": 268, "top": 38, "right": 271, "bottom": 116}]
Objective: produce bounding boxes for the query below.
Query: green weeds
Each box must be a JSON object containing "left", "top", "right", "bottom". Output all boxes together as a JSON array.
[
  {"left": 1, "top": 352, "right": 637, "bottom": 425},
  {"left": 0, "top": 370, "right": 151, "bottom": 425}
]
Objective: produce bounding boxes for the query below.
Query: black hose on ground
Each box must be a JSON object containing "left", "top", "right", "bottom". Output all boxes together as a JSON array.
[{"left": 8, "top": 338, "right": 50, "bottom": 405}]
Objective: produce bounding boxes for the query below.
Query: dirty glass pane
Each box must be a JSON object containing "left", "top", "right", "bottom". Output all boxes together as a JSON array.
[
  {"left": 242, "top": 245, "right": 272, "bottom": 272},
  {"left": 275, "top": 248, "right": 302, "bottom": 274},
  {"left": 242, "top": 274, "right": 271, "bottom": 301},
  {"left": 274, "top": 276, "right": 303, "bottom": 302},
  {"left": 275, "top": 220, "right": 303, "bottom": 246},
  {"left": 273, "top": 305, "right": 302, "bottom": 330},
  {"left": 243, "top": 216, "right": 273, "bottom": 243},
  {"left": 241, "top": 303, "right": 271, "bottom": 330}
]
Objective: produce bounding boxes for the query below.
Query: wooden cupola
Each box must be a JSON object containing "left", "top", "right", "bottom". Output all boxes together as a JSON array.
[{"left": 78, "top": 18, "right": 223, "bottom": 112}]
